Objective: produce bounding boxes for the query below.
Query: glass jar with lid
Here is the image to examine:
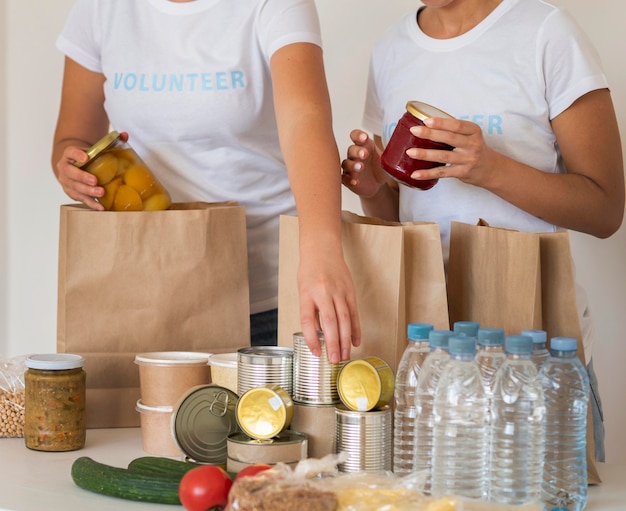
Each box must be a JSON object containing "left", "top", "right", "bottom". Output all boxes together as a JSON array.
[
  {"left": 74, "top": 131, "right": 172, "bottom": 211},
  {"left": 24, "top": 354, "right": 86, "bottom": 451},
  {"left": 381, "top": 101, "right": 455, "bottom": 190}
]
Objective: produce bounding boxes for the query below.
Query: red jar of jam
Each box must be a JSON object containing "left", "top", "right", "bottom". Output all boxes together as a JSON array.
[{"left": 381, "top": 101, "right": 454, "bottom": 190}]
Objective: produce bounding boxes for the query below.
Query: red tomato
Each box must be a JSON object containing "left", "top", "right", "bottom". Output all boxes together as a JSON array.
[
  {"left": 234, "top": 463, "right": 272, "bottom": 481},
  {"left": 179, "top": 465, "right": 233, "bottom": 511}
]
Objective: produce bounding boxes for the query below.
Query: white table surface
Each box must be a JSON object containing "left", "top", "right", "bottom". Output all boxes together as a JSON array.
[{"left": 0, "top": 428, "right": 623, "bottom": 511}]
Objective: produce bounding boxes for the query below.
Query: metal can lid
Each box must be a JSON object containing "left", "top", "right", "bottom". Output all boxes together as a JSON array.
[
  {"left": 237, "top": 346, "right": 293, "bottom": 365},
  {"left": 236, "top": 384, "right": 293, "bottom": 440},
  {"left": 25, "top": 353, "right": 85, "bottom": 370},
  {"left": 337, "top": 359, "right": 383, "bottom": 412},
  {"left": 171, "top": 384, "right": 241, "bottom": 464},
  {"left": 73, "top": 131, "right": 122, "bottom": 169},
  {"left": 405, "top": 101, "right": 454, "bottom": 122}
]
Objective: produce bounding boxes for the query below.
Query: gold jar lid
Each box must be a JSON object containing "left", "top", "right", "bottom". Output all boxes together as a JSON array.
[
  {"left": 405, "top": 101, "right": 454, "bottom": 122},
  {"left": 337, "top": 357, "right": 395, "bottom": 412},
  {"left": 236, "top": 384, "right": 293, "bottom": 440},
  {"left": 73, "top": 131, "right": 122, "bottom": 169}
]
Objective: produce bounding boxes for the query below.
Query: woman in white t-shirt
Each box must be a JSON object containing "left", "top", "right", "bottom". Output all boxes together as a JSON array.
[
  {"left": 341, "top": 0, "right": 624, "bottom": 460},
  {"left": 52, "top": 0, "right": 361, "bottom": 363}
]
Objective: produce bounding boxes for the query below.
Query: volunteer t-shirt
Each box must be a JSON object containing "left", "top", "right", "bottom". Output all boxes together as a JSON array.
[
  {"left": 57, "top": 0, "right": 323, "bottom": 314},
  {"left": 363, "top": 0, "right": 608, "bottom": 361}
]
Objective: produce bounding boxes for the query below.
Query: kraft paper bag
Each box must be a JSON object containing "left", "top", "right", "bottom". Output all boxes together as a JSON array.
[
  {"left": 447, "top": 220, "right": 600, "bottom": 484},
  {"left": 277, "top": 211, "right": 449, "bottom": 373},
  {"left": 57, "top": 202, "right": 250, "bottom": 428}
]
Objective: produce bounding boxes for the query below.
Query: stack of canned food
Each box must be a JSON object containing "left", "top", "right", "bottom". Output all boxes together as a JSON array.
[{"left": 143, "top": 336, "right": 396, "bottom": 474}]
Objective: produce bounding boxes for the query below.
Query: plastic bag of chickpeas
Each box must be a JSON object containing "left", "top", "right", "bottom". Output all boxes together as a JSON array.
[{"left": 0, "top": 355, "right": 26, "bottom": 438}]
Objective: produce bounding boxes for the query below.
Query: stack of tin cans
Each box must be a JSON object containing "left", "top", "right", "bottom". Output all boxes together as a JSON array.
[
  {"left": 229, "top": 346, "right": 307, "bottom": 472},
  {"left": 334, "top": 356, "right": 394, "bottom": 472}
]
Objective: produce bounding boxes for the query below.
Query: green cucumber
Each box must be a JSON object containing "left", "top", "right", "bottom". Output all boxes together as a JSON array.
[
  {"left": 128, "top": 456, "right": 201, "bottom": 477},
  {"left": 71, "top": 456, "right": 182, "bottom": 505}
]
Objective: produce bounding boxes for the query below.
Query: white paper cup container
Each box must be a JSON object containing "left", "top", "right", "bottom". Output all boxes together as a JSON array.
[
  {"left": 208, "top": 353, "right": 238, "bottom": 394},
  {"left": 135, "top": 400, "right": 181, "bottom": 457},
  {"left": 135, "top": 352, "right": 212, "bottom": 407}
]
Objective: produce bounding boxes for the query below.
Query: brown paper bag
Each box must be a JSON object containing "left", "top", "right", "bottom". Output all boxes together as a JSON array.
[
  {"left": 57, "top": 202, "right": 250, "bottom": 428},
  {"left": 447, "top": 220, "right": 601, "bottom": 484},
  {"left": 277, "top": 212, "right": 449, "bottom": 372}
]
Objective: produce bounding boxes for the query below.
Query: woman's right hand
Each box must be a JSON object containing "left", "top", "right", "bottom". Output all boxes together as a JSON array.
[
  {"left": 341, "top": 129, "right": 388, "bottom": 198},
  {"left": 55, "top": 145, "right": 105, "bottom": 211}
]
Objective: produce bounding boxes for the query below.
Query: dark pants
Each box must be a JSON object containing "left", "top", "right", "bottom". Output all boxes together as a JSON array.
[{"left": 250, "top": 308, "right": 278, "bottom": 347}]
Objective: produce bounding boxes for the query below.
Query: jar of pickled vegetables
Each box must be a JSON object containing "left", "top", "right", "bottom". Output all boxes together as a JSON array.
[
  {"left": 381, "top": 101, "right": 455, "bottom": 190},
  {"left": 24, "top": 354, "right": 86, "bottom": 452},
  {"left": 75, "top": 131, "right": 172, "bottom": 211}
]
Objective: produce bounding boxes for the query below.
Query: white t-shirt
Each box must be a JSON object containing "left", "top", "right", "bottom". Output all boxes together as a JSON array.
[
  {"left": 363, "top": 0, "right": 608, "bottom": 361},
  {"left": 57, "top": 0, "right": 323, "bottom": 314}
]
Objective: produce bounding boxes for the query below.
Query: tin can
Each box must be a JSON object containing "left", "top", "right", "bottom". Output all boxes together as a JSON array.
[
  {"left": 293, "top": 331, "right": 344, "bottom": 405},
  {"left": 24, "top": 354, "right": 86, "bottom": 452},
  {"left": 381, "top": 101, "right": 454, "bottom": 190},
  {"left": 337, "top": 356, "right": 395, "bottom": 412},
  {"left": 171, "top": 384, "right": 241, "bottom": 465},
  {"left": 235, "top": 384, "right": 293, "bottom": 440},
  {"left": 74, "top": 131, "right": 171, "bottom": 211},
  {"left": 335, "top": 405, "right": 392, "bottom": 472},
  {"left": 237, "top": 347, "right": 293, "bottom": 396},
  {"left": 226, "top": 430, "right": 307, "bottom": 472},
  {"left": 291, "top": 402, "right": 336, "bottom": 459}
]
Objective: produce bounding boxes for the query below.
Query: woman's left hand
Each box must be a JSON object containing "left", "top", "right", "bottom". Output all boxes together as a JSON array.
[
  {"left": 407, "top": 116, "right": 498, "bottom": 187},
  {"left": 296, "top": 247, "right": 361, "bottom": 364}
]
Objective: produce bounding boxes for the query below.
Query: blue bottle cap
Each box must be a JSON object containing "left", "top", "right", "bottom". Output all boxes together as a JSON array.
[
  {"left": 505, "top": 335, "right": 533, "bottom": 355},
  {"left": 521, "top": 329, "right": 547, "bottom": 345},
  {"left": 407, "top": 322, "right": 434, "bottom": 341},
  {"left": 448, "top": 335, "right": 476, "bottom": 356},
  {"left": 550, "top": 337, "right": 578, "bottom": 352},
  {"left": 429, "top": 330, "right": 452, "bottom": 350},
  {"left": 477, "top": 328, "right": 505, "bottom": 346},
  {"left": 453, "top": 321, "right": 480, "bottom": 337}
]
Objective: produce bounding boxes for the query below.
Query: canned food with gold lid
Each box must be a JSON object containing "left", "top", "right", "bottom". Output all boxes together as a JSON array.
[
  {"left": 74, "top": 131, "right": 171, "bottom": 211},
  {"left": 235, "top": 384, "right": 293, "bottom": 440},
  {"left": 337, "top": 356, "right": 395, "bottom": 412}
]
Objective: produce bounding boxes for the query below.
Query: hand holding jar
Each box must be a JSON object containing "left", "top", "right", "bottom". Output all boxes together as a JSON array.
[
  {"left": 380, "top": 101, "right": 455, "bottom": 190},
  {"left": 68, "top": 131, "right": 171, "bottom": 211},
  {"left": 74, "top": 131, "right": 171, "bottom": 211}
]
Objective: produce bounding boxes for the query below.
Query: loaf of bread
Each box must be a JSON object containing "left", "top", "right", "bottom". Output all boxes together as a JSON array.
[{"left": 227, "top": 475, "right": 338, "bottom": 511}]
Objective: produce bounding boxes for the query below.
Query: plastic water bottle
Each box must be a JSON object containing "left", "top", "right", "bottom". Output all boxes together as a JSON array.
[
  {"left": 393, "top": 322, "right": 434, "bottom": 475},
  {"left": 522, "top": 329, "right": 550, "bottom": 371},
  {"left": 453, "top": 320, "right": 480, "bottom": 339},
  {"left": 540, "top": 337, "right": 589, "bottom": 511},
  {"left": 489, "top": 335, "right": 545, "bottom": 505},
  {"left": 475, "top": 328, "right": 506, "bottom": 401},
  {"left": 431, "top": 335, "right": 488, "bottom": 500},
  {"left": 413, "top": 329, "right": 452, "bottom": 494}
]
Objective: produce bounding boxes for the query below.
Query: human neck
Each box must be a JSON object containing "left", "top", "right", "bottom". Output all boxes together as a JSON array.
[{"left": 418, "top": 0, "right": 503, "bottom": 39}]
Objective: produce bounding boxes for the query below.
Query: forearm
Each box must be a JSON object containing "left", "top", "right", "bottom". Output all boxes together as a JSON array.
[
  {"left": 484, "top": 91, "right": 624, "bottom": 238},
  {"left": 486, "top": 152, "right": 624, "bottom": 238},
  {"left": 360, "top": 183, "right": 400, "bottom": 222}
]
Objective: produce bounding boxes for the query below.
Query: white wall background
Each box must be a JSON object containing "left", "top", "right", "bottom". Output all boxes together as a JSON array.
[{"left": 1, "top": 1, "right": 624, "bottom": 463}]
